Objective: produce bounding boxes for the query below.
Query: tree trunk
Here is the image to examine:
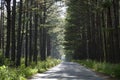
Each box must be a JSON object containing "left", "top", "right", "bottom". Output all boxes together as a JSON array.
[
  {"left": 25, "top": 0, "right": 29, "bottom": 67},
  {"left": 16, "top": 0, "right": 23, "bottom": 67},
  {"left": 11, "top": 0, "right": 16, "bottom": 64},
  {"left": 113, "top": 0, "right": 120, "bottom": 63},
  {"left": 29, "top": 0, "right": 33, "bottom": 63},
  {"left": 5, "top": 0, "right": 11, "bottom": 58},
  {"left": 33, "top": 3, "right": 38, "bottom": 63},
  {"left": 1, "top": 0, "right": 5, "bottom": 55}
]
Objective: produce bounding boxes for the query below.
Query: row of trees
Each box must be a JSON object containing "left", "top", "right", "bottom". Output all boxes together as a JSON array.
[
  {"left": 65, "top": 0, "right": 120, "bottom": 63},
  {"left": 0, "top": 0, "right": 63, "bottom": 67}
]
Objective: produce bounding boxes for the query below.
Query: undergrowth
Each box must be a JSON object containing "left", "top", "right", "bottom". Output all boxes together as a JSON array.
[
  {"left": 0, "top": 57, "right": 61, "bottom": 80},
  {"left": 73, "top": 60, "right": 120, "bottom": 79}
]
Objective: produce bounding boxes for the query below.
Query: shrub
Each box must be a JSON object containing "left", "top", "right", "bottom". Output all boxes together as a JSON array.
[
  {"left": 36, "top": 58, "right": 61, "bottom": 73},
  {"left": 0, "top": 58, "right": 61, "bottom": 80},
  {"left": 73, "top": 60, "right": 120, "bottom": 79},
  {"left": 0, "top": 65, "right": 26, "bottom": 80},
  {"left": 112, "top": 65, "right": 120, "bottom": 78}
]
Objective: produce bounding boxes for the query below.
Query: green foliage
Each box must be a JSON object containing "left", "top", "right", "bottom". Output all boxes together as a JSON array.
[
  {"left": 36, "top": 57, "right": 61, "bottom": 73},
  {"left": 0, "top": 58, "right": 61, "bottom": 80},
  {"left": 73, "top": 60, "right": 94, "bottom": 68},
  {"left": 0, "top": 65, "right": 26, "bottom": 80},
  {"left": 112, "top": 65, "right": 120, "bottom": 78},
  {"left": 102, "top": 0, "right": 112, "bottom": 8},
  {"left": 65, "top": 0, "right": 89, "bottom": 57},
  {"left": 0, "top": 51, "right": 11, "bottom": 66},
  {"left": 17, "top": 65, "right": 38, "bottom": 78},
  {"left": 73, "top": 60, "right": 120, "bottom": 79}
]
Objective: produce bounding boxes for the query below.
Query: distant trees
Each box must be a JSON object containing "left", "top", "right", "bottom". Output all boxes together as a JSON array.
[{"left": 65, "top": 0, "right": 120, "bottom": 63}]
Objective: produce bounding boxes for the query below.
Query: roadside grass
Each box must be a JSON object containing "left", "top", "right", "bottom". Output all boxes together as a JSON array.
[
  {"left": 73, "top": 60, "right": 120, "bottom": 79},
  {"left": 0, "top": 57, "right": 61, "bottom": 80}
]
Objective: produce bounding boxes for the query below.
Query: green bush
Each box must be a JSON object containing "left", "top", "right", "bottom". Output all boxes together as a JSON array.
[
  {"left": 18, "top": 65, "right": 38, "bottom": 78},
  {"left": 36, "top": 58, "right": 61, "bottom": 73},
  {"left": 0, "top": 51, "right": 11, "bottom": 66},
  {"left": 73, "top": 60, "right": 120, "bottom": 79},
  {"left": 0, "top": 58, "right": 61, "bottom": 80},
  {"left": 0, "top": 65, "right": 26, "bottom": 80},
  {"left": 112, "top": 65, "right": 120, "bottom": 78}
]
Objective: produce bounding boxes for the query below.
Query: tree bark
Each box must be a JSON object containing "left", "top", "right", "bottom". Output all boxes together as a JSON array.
[
  {"left": 11, "top": 0, "right": 16, "bottom": 64},
  {"left": 33, "top": 2, "right": 38, "bottom": 63},
  {"left": 16, "top": 0, "right": 23, "bottom": 66},
  {"left": 5, "top": 0, "right": 11, "bottom": 58}
]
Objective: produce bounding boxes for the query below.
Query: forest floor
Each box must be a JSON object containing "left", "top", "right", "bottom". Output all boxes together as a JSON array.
[{"left": 28, "top": 62, "right": 118, "bottom": 80}]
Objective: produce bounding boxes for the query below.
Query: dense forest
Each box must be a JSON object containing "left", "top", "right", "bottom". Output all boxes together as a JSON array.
[
  {"left": 0, "top": 0, "right": 64, "bottom": 79},
  {"left": 0, "top": 0, "right": 64, "bottom": 67},
  {"left": 64, "top": 0, "right": 120, "bottom": 63}
]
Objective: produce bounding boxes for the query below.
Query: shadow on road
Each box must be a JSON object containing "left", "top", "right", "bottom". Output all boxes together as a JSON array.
[{"left": 28, "top": 62, "right": 104, "bottom": 80}]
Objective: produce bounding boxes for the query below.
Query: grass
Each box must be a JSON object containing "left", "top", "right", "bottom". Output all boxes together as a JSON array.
[
  {"left": 73, "top": 60, "right": 120, "bottom": 79},
  {"left": 0, "top": 57, "right": 61, "bottom": 80}
]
